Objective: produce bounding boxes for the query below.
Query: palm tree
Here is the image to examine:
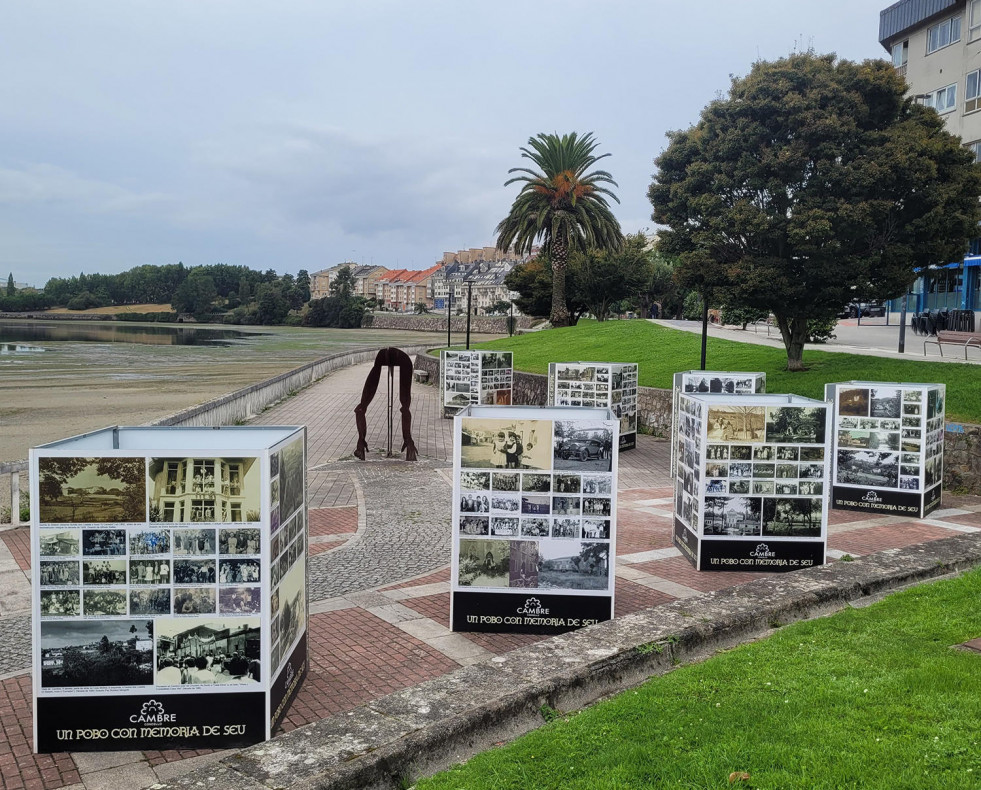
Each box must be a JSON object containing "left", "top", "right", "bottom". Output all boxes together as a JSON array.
[{"left": 496, "top": 132, "right": 623, "bottom": 327}]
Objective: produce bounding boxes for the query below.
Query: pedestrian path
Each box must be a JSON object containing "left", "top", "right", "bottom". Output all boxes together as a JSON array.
[{"left": 1, "top": 356, "right": 979, "bottom": 790}]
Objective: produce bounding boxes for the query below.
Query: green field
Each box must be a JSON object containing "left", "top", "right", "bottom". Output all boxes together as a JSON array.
[
  {"left": 418, "top": 568, "right": 981, "bottom": 790},
  {"left": 438, "top": 321, "right": 981, "bottom": 424}
]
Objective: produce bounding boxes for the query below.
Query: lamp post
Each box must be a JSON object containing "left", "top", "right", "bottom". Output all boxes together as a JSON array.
[
  {"left": 465, "top": 281, "right": 473, "bottom": 350},
  {"left": 898, "top": 289, "right": 910, "bottom": 354},
  {"left": 446, "top": 284, "right": 453, "bottom": 348}
]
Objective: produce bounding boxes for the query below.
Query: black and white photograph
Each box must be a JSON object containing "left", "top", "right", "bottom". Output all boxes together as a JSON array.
[
  {"left": 900, "top": 464, "right": 920, "bottom": 478},
  {"left": 271, "top": 474, "right": 281, "bottom": 510},
  {"left": 838, "top": 388, "right": 870, "bottom": 417},
  {"left": 538, "top": 541, "right": 609, "bottom": 591},
  {"left": 553, "top": 420, "right": 614, "bottom": 472},
  {"left": 706, "top": 406, "right": 765, "bottom": 442},
  {"left": 553, "top": 473, "right": 581, "bottom": 494},
  {"left": 904, "top": 389, "right": 923, "bottom": 403},
  {"left": 552, "top": 518, "right": 580, "bottom": 538},
  {"left": 552, "top": 496, "right": 581, "bottom": 515},
  {"left": 129, "top": 529, "right": 171, "bottom": 555},
  {"left": 458, "top": 538, "right": 510, "bottom": 587},
  {"left": 775, "top": 464, "right": 797, "bottom": 479},
  {"left": 147, "top": 456, "right": 261, "bottom": 523},
  {"left": 521, "top": 495, "right": 550, "bottom": 515},
  {"left": 460, "top": 492, "right": 490, "bottom": 512},
  {"left": 730, "top": 446, "right": 752, "bottom": 461},
  {"left": 582, "top": 518, "right": 610, "bottom": 539},
  {"left": 775, "top": 482, "right": 798, "bottom": 495},
  {"left": 752, "top": 481, "right": 775, "bottom": 495},
  {"left": 39, "top": 590, "right": 80, "bottom": 616},
  {"left": 40, "top": 620, "right": 153, "bottom": 688},
  {"left": 753, "top": 463, "right": 775, "bottom": 478},
  {"left": 521, "top": 473, "right": 552, "bottom": 492},
  {"left": 799, "top": 463, "right": 824, "bottom": 479},
  {"left": 490, "top": 517, "right": 519, "bottom": 536},
  {"left": 706, "top": 478, "right": 727, "bottom": 494},
  {"left": 582, "top": 497, "right": 611, "bottom": 517},
  {"left": 764, "top": 406, "right": 826, "bottom": 444},
  {"left": 492, "top": 472, "right": 519, "bottom": 491},
  {"left": 508, "top": 540, "right": 539, "bottom": 588},
  {"left": 836, "top": 450, "right": 899, "bottom": 488},
  {"left": 82, "top": 529, "right": 127, "bottom": 556},
  {"left": 870, "top": 387, "right": 902, "bottom": 418},
  {"left": 900, "top": 476, "right": 920, "bottom": 490},
  {"left": 762, "top": 497, "right": 822, "bottom": 537},
  {"left": 706, "top": 462, "right": 728, "bottom": 477},
  {"left": 729, "top": 479, "right": 751, "bottom": 494},
  {"left": 129, "top": 559, "right": 171, "bottom": 585},
  {"left": 776, "top": 446, "right": 799, "bottom": 461},
  {"left": 173, "top": 587, "right": 216, "bottom": 614},
  {"left": 82, "top": 559, "right": 127, "bottom": 585},
  {"left": 703, "top": 496, "right": 763, "bottom": 536},
  {"left": 220, "top": 527, "right": 260, "bottom": 555},
  {"left": 460, "top": 471, "right": 491, "bottom": 490},
  {"left": 38, "top": 560, "right": 80, "bottom": 586},
  {"left": 706, "top": 444, "right": 729, "bottom": 460},
  {"left": 155, "top": 617, "right": 261, "bottom": 685},
  {"left": 800, "top": 446, "right": 824, "bottom": 462},
  {"left": 459, "top": 514, "right": 490, "bottom": 535},
  {"left": 798, "top": 480, "right": 823, "bottom": 496},
  {"left": 520, "top": 517, "right": 550, "bottom": 537},
  {"left": 173, "top": 528, "right": 216, "bottom": 555},
  {"left": 491, "top": 493, "right": 520, "bottom": 513},
  {"left": 39, "top": 529, "right": 80, "bottom": 557},
  {"left": 461, "top": 418, "right": 552, "bottom": 470},
  {"left": 582, "top": 475, "right": 612, "bottom": 495},
  {"left": 83, "top": 589, "right": 127, "bottom": 616},
  {"left": 278, "top": 557, "right": 305, "bottom": 653},
  {"left": 174, "top": 559, "right": 216, "bottom": 584},
  {"left": 220, "top": 558, "right": 260, "bottom": 583},
  {"left": 38, "top": 457, "right": 146, "bottom": 524},
  {"left": 278, "top": 438, "right": 305, "bottom": 521},
  {"left": 729, "top": 462, "right": 752, "bottom": 478},
  {"left": 220, "top": 586, "right": 262, "bottom": 614},
  {"left": 130, "top": 588, "right": 172, "bottom": 615}
]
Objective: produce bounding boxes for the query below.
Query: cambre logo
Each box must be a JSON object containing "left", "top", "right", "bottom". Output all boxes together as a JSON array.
[
  {"left": 861, "top": 491, "right": 883, "bottom": 504},
  {"left": 516, "top": 597, "right": 549, "bottom": 616},
  {"left": 130, "top": 699, "right": 176, "bottom": 724},
  {"left": 285, "top": 661, "right": 295, "bottom": 688},
  {"left": 750, "top": 543, "right": 776, "bottom": 559}
]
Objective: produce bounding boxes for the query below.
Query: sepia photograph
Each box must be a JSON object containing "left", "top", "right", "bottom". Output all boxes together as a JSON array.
[
  {"left": 490, "top": 517, "right": 519, "bottom": 537},
  {"left": 538, "top": 541, "right": 609, "bottom": 591},
  {"left": 40, "top": 620, "right": 153, "bottom": 688},
  {"left": 730, "top": 446, "right": 752, "bottom": 461},
  {"left": 836, "top": 450, "right": 899, "bottom": 488},
  {"left": 459, "top": 514, "right": 490, "bottom": 536},
  {"left": 707, "top": 406, "right": 765, "bottom": 442},
  {"left": 765, "top": 406, "right": 826, "bottom": 444},
  {"left": 83, "top": 589, "right": 127, "bottom": 616},
  {"left": 460, "top": 471, "right": 491, "bottom": 490},
  {"left": 38, "top": 560, "right": 80, "bottom": 586},
  {"left": 762, "top": 497, "right": 822, "bottom": 537},
  {"left": 219, "top": 586, "right": 262, "bottom": 614},
  {"left": 148, "top": 456, "right": 261, "bottom": 523},
  {"left": 40, "top": 590, "right": 80, "bottom": 616},
  {"left": 39, "top": 529, "right": 80, "bottom": 557},
  {"left": 130, "top": 588, "right": 172, "bottom": 615},
  {"left": 508, "top": 540, "right": 539, "bottom": 588},
  {"left": 38, "top": 457, "right": 146, "bottom": 524},
  {"left": 458, "top": 538, "right": 510, "bottom": 587},
  {"left": 703, "top": 496, "right": 763, "bottom": 536},
  {"left": 270, "top": 477, "right": 280, "bottom": 509},
  {"left": 492, "top": 472, "right": 519, "bottom": 491},
  {"left": 82, "top": 529, "right": 127, "bottom": 556},
  {"left": 129, "top": 529, "right": 171, "bottom": 555},
  {"left": 173, "top": 528, "right": 216, "bottom": 555},
  {"left": 800, "top": 446, "right": 825, "bottom": 462},
  {"left": 553, "top": 420, "right": 614, "bottom": 472},
  {"left": 520, "top": 517, "right": 550, "bottom": 537},
  {"left": 155, "top": 617, "right": 261, "bottom": 685},
  {"left": 838, "top": 388, "right": 870, "bottom": 417},
  {"left": 220, "top": 527, "right": 260, "bottom": 555},
  {"left": 552, "top": 518, "right": 581, "bottom": 539},
  {"left": 173, "top": 587, "right": 216, "bottom": 614},
  {"left": 491, "top": 493, "right": 520, "bottom": 513},
  {"left": 82, "top": 559, "right": 127, "bottom": 585},
  {"left": 461, "top": 418, "right": 552, "bottom": 470}
]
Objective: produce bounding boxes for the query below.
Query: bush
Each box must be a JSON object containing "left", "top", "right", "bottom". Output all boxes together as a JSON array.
[
  {"left": 116, "top": 311, "right": 179, "bottom": 322},
  {"left": 283, "top": 313, "right": 303, "bottom": 326},
  {"left": 807, "top": 316, "right": 838, "bottom": 344},
  {"left": 719, "top": 303, "right": 769, "bottom": 329},
  {"left": 681, "top": 291, "right": 703, "bottom": 320},
  {"left": 66, "top": 290, "right": 108, "bottom": 310}
]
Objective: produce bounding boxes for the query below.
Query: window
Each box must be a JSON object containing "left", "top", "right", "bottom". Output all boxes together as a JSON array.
[
  {"left": 972, "top": 0, "right": 981, "bottom": 41},
  {"left": 968, "top": 71, "right": 981, "bottom": 112},
  {"left": 967, "top": 140, "right": 981, "bottom": 163},
  {"left": 924, "top": 83, "right": 957, "bottom": 113},
  {"left": 892, "top": 40, "right": 908, "bottom": 68},
  {"left": 927, "top": 16, "right": 962, "bottom": 53}
]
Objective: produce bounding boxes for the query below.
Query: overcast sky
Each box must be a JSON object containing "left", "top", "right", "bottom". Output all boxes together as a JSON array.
[{"left": 2, "top": 1, "right": 890, "bottom": 286}]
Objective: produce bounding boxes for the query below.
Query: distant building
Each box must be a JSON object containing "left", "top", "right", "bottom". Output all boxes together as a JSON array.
[
  {"left": 431, "top": 247, "right": 534, "bottom": 315},
  {"left": 376, "top": 264, "right": 441, "bottom": 311},
  {"left": 309, "top": 264, "right": 389, "bottom": 301},
  {"left": 147, "top": 457, "right": 260, "bottom": 523}
]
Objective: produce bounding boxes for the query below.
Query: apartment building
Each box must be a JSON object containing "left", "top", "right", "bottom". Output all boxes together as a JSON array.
[
  {"left": 880, "top": 0, "right": 981, "bottom": 312},
  {"left": 375, "top": 264, "right": 441, "bottom": 311},
  {"left": 309, "top": 264, "right": 389, "bottom": 301},
  {"left": 431, "top": 247, "right": 533, "bottom": 315}
]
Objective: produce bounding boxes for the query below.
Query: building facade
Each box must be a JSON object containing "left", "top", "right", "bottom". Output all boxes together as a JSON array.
[
  {"left": 309, "top": 264, "right": 389, "bottom": 301},
  {"left": 880, "top": 0, "right": 981, "bottom": 313},
  {"left": 431, "top": 247, "right": 533, "bottom": 315}
]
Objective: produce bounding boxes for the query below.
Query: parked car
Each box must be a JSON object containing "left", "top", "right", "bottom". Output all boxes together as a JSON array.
[
  {"left": 557, "top": 438, "right": 605, "bottom": 461},
  {"left": 838, "top": 301, "right": 885, "bottom": 319}
]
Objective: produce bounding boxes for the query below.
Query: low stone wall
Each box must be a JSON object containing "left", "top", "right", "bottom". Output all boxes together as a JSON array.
[
  {"left": 943, "top": 421, "right": 981, "bottom": 493},
  {"left": 366, "top": 312, "right": 533, "bottom": 334}
]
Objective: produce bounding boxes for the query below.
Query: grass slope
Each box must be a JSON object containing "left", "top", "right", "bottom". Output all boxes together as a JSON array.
[
  {"left": 418, "top": 568, "right": 981, "bottom": 790},
  {"left": 457, "top": 321, "right": 981, "bottom": 424}
]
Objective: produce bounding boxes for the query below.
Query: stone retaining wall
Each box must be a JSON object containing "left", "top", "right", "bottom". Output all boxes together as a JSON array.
[{"left": 366, "top": 312, "right": 533, "bottom": 334}]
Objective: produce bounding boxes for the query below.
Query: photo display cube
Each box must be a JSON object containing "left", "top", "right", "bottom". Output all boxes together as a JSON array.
[
  {"left": 671, "top": 371, "right": 766, "bottom": 477},
  {"left": 29, "top": 426, "right": 308, "bottom": 753},
  {"left": 451, "top": 406, "right": 617, "bottom": 634},
  {"left": 674, "top": 394, "right": 830, "bottom": 572},
  {"left": 825, "top": 381, "right": 945, "bottom": 518},
  {"left": 440, "top": 350, "right": 513, "bottom": 417},
  {"left": 547, "top": 362, "right": 639, "bottom": 450}
]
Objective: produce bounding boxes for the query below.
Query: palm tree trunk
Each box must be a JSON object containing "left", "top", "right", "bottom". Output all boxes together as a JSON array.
[{"left": 550, "top": 237, "right": 571, "bottom": 327}]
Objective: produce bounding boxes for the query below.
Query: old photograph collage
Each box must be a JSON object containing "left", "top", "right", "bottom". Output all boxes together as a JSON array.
[
  {"left": 833, "top": 385, "right": 945, "bottom": 492},
  {"left": 550, "top": 363, "right": 639, "bottom": 436},
  {"left": 442, "top": 350, "right": 513, "bottom": 412},
  {"left": 676, "top": 395, "right": 830, "bottom": 539},
  {"left": 456, "top": 417, "right": 615, "bottom": 592}
]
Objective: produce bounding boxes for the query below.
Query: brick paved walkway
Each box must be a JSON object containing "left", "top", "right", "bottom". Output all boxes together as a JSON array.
[{"left": 1, "top": 357, "right": 979, "bottom": 790}]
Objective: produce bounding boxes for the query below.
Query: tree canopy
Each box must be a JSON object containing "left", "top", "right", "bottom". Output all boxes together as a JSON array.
[
  {"left": 496, "top": 132, "right": 624, "bottom": 327},
  {"left": 649, "top": 52, "right": 981, "bottom": 370}
]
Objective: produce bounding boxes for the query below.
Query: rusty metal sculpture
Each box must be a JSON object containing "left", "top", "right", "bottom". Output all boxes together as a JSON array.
[{"left": 354, "top": 347, "right": 418, "bottom": 461}]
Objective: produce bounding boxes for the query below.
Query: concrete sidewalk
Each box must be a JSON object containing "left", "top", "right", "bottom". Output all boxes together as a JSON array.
[{"left": 2, "top": 357, "right": 980, "bottom": 790}]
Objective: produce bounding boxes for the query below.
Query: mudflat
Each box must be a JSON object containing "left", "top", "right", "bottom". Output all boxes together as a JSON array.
[{"left": 0, "top": 322, "right": 495, "bottom": 463}]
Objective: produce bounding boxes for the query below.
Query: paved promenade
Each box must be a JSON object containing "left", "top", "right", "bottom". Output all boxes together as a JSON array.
[{"left": 1, "top": 358, "right": 979, "bottom": 790}]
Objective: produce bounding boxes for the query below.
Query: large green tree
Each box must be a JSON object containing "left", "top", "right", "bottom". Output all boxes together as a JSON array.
[
  {"left": 569, "top": 232, "right": 653, "bottom": 321},
  {"left": 649, "top": 52, "right": 981, "bottom": 370},
  {"left": 496, "top": 132, "right": 624, "bottom": 327}
]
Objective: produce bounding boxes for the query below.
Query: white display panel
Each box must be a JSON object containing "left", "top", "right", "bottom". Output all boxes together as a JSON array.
[
  {"left": 825, "top": 381, "right": 945, "bottom": 518},
  {"left": 441, "top": 350, "right": 513, "bottom": 417},
  {"left": 450, "top": 406, "right": 617, "bottom": 633},
  {"left": 30, "top": 426, "right": 307, "bottom": 753},
  {"left": 547, "top": 362, "right": 639, "bottom": 450}
]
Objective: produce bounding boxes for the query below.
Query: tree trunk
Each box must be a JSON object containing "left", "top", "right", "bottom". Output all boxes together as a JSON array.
[
  {"left": 550, "top": 237, "right": 571, "bottom": 327},
  {"left": 775, "top": 313, "right": 809, "bottom": 371}
]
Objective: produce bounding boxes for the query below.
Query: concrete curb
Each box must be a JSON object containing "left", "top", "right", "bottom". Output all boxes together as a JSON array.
[{"left": 152, "top": 531, "right": 981, "bottom": 790}]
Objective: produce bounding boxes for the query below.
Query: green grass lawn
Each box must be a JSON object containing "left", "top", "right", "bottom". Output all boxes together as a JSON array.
[
  {"left": 436, "top": 321, "right": 981, "bottom": 424},
  {"left": 417, "top": 568, "right": 981, "bottom": 790}
]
